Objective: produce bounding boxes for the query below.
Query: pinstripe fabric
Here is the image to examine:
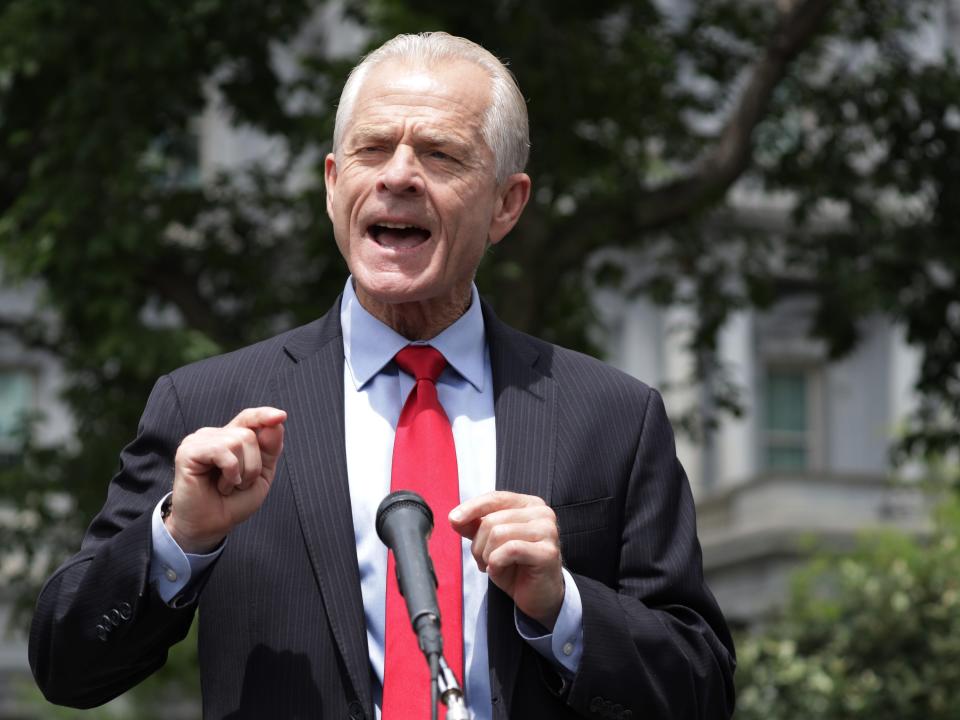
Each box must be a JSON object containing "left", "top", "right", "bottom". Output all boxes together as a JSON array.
[
  {"left": 482, "top": 306, "right": 734, "bottom": 720},
  {"left": 29, "top": 295, "right": 735, "bottom": 720}
]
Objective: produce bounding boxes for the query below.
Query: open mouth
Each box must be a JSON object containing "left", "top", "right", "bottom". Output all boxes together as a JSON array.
[{"left": 368, "top": 222, "right": 432, "bottom": 249}]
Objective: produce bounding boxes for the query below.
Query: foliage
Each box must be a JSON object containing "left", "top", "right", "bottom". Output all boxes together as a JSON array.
[
  {"left": 352, "top": 0, "right": 960, "bottom": 452},
  {"left": 736, "top": 500, "right": 960, "bottom": 719}
]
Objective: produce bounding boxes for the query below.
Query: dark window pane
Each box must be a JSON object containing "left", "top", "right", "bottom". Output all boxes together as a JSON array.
[
  {"left": 766, "top": 445, "right": 807, "bottom": 471},
  {"left": 766, "top": 370, "right": 807, "bottom": 433},
  {"left": 0, "top": 369, "right": 33, "bottom": 445}
]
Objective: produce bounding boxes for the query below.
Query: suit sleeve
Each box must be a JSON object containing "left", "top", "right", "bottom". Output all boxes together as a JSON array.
[
  {"left": 28, "top": 375, "right": 202, "bottom": 708},
  {"left": 563, "top": 390, "right": 736, "bottom": 720}
]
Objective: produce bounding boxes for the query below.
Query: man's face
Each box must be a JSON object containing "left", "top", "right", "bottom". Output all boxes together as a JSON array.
[{"left": 325, "top": 59, "right": 529, "bottom": 319}]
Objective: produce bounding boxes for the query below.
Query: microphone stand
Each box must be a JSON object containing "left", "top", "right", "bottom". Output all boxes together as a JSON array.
[{"left": 436, "top": 655, "right": 469, "bottom": 720}]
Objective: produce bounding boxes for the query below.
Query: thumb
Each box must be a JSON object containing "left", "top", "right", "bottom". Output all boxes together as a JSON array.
[
  {"left": 257, "top": 423, "right": 285, "bottom": 473},
  {"left": 228, "top": 406, "right": 287, "bottom": 430}
]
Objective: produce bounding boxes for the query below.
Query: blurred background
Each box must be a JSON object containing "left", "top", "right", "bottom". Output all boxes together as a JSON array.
[{"left": 2, "top": 0, "right": 959, "bottom": 717}]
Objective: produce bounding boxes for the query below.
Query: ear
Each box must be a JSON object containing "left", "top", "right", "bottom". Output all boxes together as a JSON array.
[
  {"left": 488, "top": 173, "right": 532, "bottom": 246},
  {"left": 324, "top": 153, "right": 338, "bottom": 221}
]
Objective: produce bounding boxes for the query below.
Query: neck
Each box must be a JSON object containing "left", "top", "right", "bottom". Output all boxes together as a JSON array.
[{"left": 355, "top": 286, "right": 472, "bottom": 340}]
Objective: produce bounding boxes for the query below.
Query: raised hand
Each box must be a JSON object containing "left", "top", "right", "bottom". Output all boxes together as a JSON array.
[
  {"left": 165, "top": 407, "right": 286, "bottom": 553},
  {"left": 450, "top": 491, "right": 564, "bottom": 629}
]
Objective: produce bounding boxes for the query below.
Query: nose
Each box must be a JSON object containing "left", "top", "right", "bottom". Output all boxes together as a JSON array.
[{"left": 376, "top": 146, "right": 424, "bottom": 196}]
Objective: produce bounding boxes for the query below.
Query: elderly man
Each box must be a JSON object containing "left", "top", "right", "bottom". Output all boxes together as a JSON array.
[{"left": 30, "top": 33, "right": 735, "bottom": 720}]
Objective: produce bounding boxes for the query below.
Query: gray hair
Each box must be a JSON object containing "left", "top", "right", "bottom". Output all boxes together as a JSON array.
[{"left": 333, "top": 32, "right": 530, "bottom": 184}]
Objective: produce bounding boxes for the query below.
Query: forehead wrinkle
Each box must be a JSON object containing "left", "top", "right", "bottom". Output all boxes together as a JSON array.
[{"left": 342, "top": 61, "right": 495, "bottom": 166}]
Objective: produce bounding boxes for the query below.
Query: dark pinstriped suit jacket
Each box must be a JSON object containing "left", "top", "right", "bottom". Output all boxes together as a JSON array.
[{"left": 30, "top": 297, "right": 735, "bottom": 720}]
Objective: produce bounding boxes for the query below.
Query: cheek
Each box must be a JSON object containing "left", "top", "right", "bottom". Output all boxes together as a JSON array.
[{"left": 330, "top": 190, "right": 360, "bottom": 238}]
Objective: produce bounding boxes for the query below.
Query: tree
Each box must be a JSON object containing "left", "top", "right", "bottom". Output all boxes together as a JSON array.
[
  {"left": 735, "top": 498, "right": 960, "bottom": 719},
  {"left": 359, "top": 0, "right": 960, "bottom": 453},
  {"left": 1, "top": 0, "right": 958, "bottom": 710}
]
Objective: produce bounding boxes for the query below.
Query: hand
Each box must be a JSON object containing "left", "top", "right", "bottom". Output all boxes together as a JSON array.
[
  {"left": 166, "top": 407, "right": 286, "bottom": 554},
  {"left": 449, "top": 491, "right": 564, "bottom": 629}
]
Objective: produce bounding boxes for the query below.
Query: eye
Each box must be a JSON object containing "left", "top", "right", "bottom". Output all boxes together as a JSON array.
[{"left": 428, "top": 149, "right": 462, "bottom": 163}]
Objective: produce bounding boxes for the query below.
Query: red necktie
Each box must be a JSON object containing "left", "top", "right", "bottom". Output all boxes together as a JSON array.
[{"left": 382, "top": 345, "right": 464, "bottom": 719}]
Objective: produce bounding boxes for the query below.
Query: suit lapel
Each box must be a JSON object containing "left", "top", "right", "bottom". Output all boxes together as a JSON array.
[
  {"left": 482, "top": 302, "right": 558, "bottom": 718},
  {"left": 274, "top": 303, "right": 373, "bottom": 717},
  {"left": 268, "top": 299, "right": 558, "bottom": 719}
]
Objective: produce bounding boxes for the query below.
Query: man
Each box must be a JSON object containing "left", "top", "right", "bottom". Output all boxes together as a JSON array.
[{"left": 29, "top": 33, "right": 735, "bottom": 719}]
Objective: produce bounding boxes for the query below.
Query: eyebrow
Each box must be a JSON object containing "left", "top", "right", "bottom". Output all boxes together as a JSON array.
[
  {"left": 416, "top": 129, "right": 473, "bottom": 156},
  {"left": 348, "top": 125, "right": 396, "bottom": 146},
  {"left": 347, "top": 124, "right": 475, "bottom": 157}
]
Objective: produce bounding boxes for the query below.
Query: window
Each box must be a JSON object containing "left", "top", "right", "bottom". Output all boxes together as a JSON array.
[
  {"left": 763, "top": 367, "right": 810, "bottom": 471},
  {"left": 0, "top": 368, "right": 35, "bottom": 456}
]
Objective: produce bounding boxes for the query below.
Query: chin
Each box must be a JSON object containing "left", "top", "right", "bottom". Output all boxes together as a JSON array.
[{"left": 353, "top": 272, "right": 438, "bottom": 306}]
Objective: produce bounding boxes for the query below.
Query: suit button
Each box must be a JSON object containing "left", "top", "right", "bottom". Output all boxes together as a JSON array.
[
  {"left": 347, "top": 700, "right": 364, "bottom": 719},
  {"left": 102, "top": 613, "right": 118, "bottom": 628},
  {"left": 109, "top": 608, "right": 122, "bottom": 625},
  {"left": 118, "top": 601, "right": 133, "bottom": 620},
  {"left": 96, "top": 624, "right": 108, "bottom": 642}
]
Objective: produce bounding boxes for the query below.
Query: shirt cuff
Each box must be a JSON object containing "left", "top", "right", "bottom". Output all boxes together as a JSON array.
[
  {"left": 149, "top": 492, "right": 223, "bottom": 607},
  {"left": 514, "top": 567, "right": 583, "bottom": 675}
]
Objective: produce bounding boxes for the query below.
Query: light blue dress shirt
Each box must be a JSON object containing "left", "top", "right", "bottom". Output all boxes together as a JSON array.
[{"left": 150, "top": 278, "right": 584, "bottom": 719}]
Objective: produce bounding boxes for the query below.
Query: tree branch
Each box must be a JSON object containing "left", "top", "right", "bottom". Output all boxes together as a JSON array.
[
  {"left": 144, "top": 255, "right": 244, "bottom": 350},
  {"left": 634, "top": 0, "right": 832, "bottom": 230}
]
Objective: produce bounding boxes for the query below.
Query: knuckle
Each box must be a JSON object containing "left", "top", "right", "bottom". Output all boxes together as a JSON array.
[
  {"left": 506, "top": 539, "right": 527, "bottom": 560},
  {"left": 471, "top": 540, "right": 485, "bottom": 561},
  {"left": 488, "top": 524, "right": 508, "bottom": 545},
  {"left": 538, "top": 516, "right": 559, "bottom": 537},
  {"left": 240, "top": 427, "right": 258, "bottom": 443},
  {"left": 495, "top": 540, "right": 517, "bottom": 559},
  {"left": 531, "top": 504, "right": 554, "bottom": 522}
]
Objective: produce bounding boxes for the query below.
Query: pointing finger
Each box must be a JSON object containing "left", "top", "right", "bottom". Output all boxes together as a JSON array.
[{"left": 227, "top": 407, "right": 287, "bottom": 430}]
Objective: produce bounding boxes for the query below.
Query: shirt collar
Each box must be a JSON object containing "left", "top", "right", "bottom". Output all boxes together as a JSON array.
[{"left": 340, "top": 277, "right": 486, "bottom": 392}]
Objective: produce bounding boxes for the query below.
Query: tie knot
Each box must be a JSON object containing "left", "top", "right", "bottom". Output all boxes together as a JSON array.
[{"left": 395, "top": 345, "right": 447, "bottom": 383}]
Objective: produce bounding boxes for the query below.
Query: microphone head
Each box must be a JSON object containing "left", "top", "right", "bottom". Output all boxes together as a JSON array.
[{"left": 376, "top": 490, "right": 434, "bottom": 545}]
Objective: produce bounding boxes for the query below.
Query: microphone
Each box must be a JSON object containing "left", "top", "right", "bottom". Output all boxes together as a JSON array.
[{"left": 375, "top": 490, "right": 443, "bottom": 659}]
